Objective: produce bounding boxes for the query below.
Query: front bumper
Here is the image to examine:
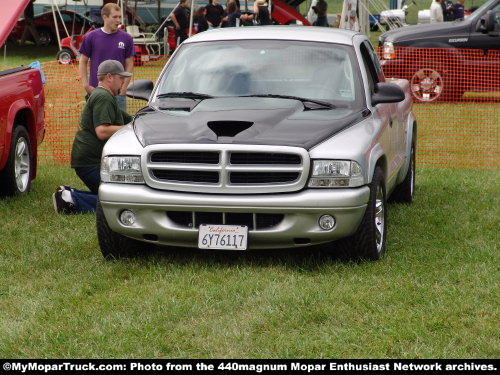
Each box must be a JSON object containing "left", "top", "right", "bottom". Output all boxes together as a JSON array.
[{"left": 99, "top": 184, "right": 370, "bottom": 249}]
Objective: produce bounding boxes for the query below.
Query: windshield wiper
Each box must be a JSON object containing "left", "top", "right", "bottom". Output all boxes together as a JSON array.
[
  {"left": 239, "top": 94, "right": 335, "bottom": 109},
  {"left": 157, "top": 92, "right": 214, "bottom": 100}
]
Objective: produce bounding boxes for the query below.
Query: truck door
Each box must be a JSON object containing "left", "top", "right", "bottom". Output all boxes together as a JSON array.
[{"left": 360, "top": 42, "right": 400, "bottom": 181}]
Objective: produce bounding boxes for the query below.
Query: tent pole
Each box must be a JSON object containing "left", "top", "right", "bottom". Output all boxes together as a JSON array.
[
  {"left": 124, "top": 0, "right": 128, "bottom": 26},
  {"left": 50, "top": 0, "right": 62, "bottom": 50},
  {"left": 189, "top": 0, "right": 195, "bottom": 37}
]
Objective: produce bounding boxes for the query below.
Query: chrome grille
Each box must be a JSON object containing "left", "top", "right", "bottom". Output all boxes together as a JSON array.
[
  {"left": 151, "top": 151, "right": 219, "bottom": 164},
  {"left": 152, "top": 170, "right": 219, "bottom": 183},
  {"left": 143, "top": 144, "right": 310, "bottom": 194},
  {"left": 230, "top": 152, "right": 301, "bottom": 165}
]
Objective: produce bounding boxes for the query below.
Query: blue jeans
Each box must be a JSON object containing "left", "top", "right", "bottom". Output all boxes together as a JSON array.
[
  {"left": 71, "top": 166, "right": 100, "bottom": 214},
  {"left": 116, "top": 94, "right": 127, "bottom": 111}
]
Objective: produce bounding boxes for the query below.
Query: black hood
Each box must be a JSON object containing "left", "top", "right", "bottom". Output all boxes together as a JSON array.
[
  {"left": 133, "top": 97, "right": 367, "bottom": 150},
  {"left": 380, "top": 20, "right": 471, "bottom": 46}
]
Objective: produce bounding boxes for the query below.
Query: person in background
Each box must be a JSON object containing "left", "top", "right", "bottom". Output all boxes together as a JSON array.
[
  {"left": 79, "top": 3, "right": 134, "bottom": 111},
  {"left": 171, "top": 0, "right": 191, "bottom": 44},
  {"left": 253, "top": 0, "right": 272, "bottom": 25},
  {"left": 53, "top": 60, "right": 133, "bottom": 215},
  {"left": 223, "top": 0, "right": 253, "bottom": 27},
  {"left": 312, "top": 0, "right": 329, "bottom": 27},
  {"left": 194, "top": 6, "right": 209, "bottom": 33},
  {"left": 441, "top": 0, "right": 455, "bottom": 21},
  {"left": 223, "top": 1, "right": 240, "bottom": 27},
  {"left": 206, "top": 0, "right": 225, "bottom": 27},
  {"left": 20, "top": 0, "right": 41, "bottom": 46},
  {"left": 453, "top": 0, "right": 466, "bottom": 20},
  {"left": 430, "top": 0, "right": 444, "bottom": 22}
]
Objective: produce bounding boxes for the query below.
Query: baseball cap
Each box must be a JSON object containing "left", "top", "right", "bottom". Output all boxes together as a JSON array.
[{"left": 97, "top": 60, "right": 133, "bottom": 77}]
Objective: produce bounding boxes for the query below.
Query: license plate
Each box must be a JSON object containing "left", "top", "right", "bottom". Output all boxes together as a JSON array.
[{"left": 198, "top": 224, "right": 248, "bottom": 250}]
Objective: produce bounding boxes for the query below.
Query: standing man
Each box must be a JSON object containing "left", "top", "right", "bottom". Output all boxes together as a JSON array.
[
  {"left": 20, "top": 0, "right": 40, "bottom": 46},
  {"left": 53, "top": 60, "right": 133, "bottom": 215},
  {"left": 206, "top": 0, "right": 225, "bottom": 28},
  {"left": 171, "top": 0, "right": 191, "bottom": 45},
  {"left": 453, "top": 0, "right": 466, "bottom": 20},
  {"left": 441, "top": 0, "right": 455, "bottom": 21},
  {"left": 430, "top": 0, "right": 444, "bottom": 23},
  {"left": 312, "top": 0, "right": 329, "bottom": 27},
  {"left": 79, "top": 3, "right": 134, "bottom": 111}
]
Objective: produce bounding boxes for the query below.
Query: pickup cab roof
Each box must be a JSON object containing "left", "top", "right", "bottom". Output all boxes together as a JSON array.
[{"left": 185, "top": 26, "right": 361, "bottom": 46}]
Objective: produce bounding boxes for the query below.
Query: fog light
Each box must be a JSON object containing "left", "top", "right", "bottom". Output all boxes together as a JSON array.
[
  {"left": 319, "top": 215, "right": 335, "bottom": 230},
  {"left": 120, "top": 210, "right": 136, "bottom": 226}
]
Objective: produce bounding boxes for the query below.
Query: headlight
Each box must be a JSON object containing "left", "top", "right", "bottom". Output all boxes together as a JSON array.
[
  {"left": 382, "top": 41, "right": 396, "bottom": 60},
  {"left": 308, "top": 160, "right": 364, "bottom": 188},
  {"left": 101, "top": 156, "right": 144, "bottom": 183}
]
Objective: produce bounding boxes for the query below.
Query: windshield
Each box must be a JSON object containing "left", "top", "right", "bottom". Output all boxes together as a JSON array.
[{"left": 155, "top": 40, "right": 364, "bottom": 109}]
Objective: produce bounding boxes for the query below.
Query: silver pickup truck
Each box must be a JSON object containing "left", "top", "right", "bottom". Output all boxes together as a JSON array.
[{"left": 97, "top": 27, "right": 416, "bottom": 261}]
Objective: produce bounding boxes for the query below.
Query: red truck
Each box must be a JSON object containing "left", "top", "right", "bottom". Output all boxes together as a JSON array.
[{"left": 0, "top": 0, "right": 45, "bottom": 196}]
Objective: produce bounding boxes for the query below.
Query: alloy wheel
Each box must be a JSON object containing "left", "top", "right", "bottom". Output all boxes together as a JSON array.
[
  {"left": 410, "top": 68, "right": 444, "bottom": 102},
  {"left": 14, "top": 137, "right": 30, "bottom": 192},
  {"left": 375, "top": 185, "right": 385, "bottom": 253}
]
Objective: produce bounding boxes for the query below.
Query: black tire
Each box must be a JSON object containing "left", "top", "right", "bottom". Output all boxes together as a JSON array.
[
  {"left": 337, "top": 166, "right": 387, "bottom": 261},
  {"left": 96, "top": 202, "right": 150, "bottom": 259},
  {"left": 56, "top": 48, "right": 76, "bottom": 65},
  {"left": 0, "top": 126, "right": 32, "bottom": 196},
  {"left": 409, "top": 63, "right": 464, "bottom": 103},
  {"left": 37, "top": 28, "right": 54, "bottom": 46},
  {"left": 390, "top": 141, "right": 416, "bottom": 204}
]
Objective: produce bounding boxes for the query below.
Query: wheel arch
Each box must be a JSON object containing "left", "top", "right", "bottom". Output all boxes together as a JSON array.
[
  {"left": 403, "top": 42, "right": 464, "bottom": 67},
  {"left": 0, "top": 104, "right": 37, "bottom": 176},
  {"left": 367, "top": 143, "right": 388, "bottom": 186}
]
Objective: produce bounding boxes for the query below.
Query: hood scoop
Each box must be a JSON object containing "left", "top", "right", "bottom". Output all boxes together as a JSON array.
[{"left": 207, "top": 121, "right": 254, "bottom": 137}]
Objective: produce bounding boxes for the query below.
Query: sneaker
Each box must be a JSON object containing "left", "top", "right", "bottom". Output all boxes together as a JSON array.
[
  {"left": 55, "top": 185, "right": 73, "bottom": 193},
  {"left": 52, "top": 191, "right": 76, "bottom": 214}
]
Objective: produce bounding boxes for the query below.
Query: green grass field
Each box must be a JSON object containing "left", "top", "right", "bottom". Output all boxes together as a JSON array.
[{"left": 0, "top": 165, "right": 498, "bottom": 358}]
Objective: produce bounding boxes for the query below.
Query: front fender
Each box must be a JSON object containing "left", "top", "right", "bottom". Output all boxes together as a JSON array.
[
  {"left": 367, "top": 143, "right": 386, "bottom": 186},
  {"left": 0, "top": 99, "right": 33, "bottom": 170}
]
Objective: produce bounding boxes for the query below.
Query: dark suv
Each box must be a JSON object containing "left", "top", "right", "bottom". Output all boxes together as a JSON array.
[{"left": 379, "top": 0, "right": 500, "bottom": 102}]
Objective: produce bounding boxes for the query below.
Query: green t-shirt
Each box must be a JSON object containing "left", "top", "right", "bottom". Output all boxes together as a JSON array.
[{"left": 71, "top": 87, "right": 133, "bottom": 168}]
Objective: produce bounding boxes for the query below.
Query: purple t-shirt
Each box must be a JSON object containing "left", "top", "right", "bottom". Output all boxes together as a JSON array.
[{"left": 79, "top": 28, "right": 134, "bottom": 88}]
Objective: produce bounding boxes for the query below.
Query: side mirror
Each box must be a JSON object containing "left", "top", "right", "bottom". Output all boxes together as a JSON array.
[
  {"left": 477, "top": 10, "right": 497, "bottom": 33},
  {"left": 371, "top": 82, "right": 405, "bottom": 106},
  {"left": 126, "top": 79, "right": 154, "bottom": 101}
]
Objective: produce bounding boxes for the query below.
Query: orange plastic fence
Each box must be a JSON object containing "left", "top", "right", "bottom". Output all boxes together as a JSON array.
[
  {"left": 38, "top": 57, "right": 168, "bottom": 165},
  {"left": 378, "top": 46, "right": 499, "bottom": 169},
  {"left": 36, "top": 47, "right": 499, "bottom": 169}
]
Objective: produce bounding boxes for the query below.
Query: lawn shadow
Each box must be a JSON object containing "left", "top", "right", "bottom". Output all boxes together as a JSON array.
[{"left": 129, "top": 242, "right": 358, "bottom": 272}]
